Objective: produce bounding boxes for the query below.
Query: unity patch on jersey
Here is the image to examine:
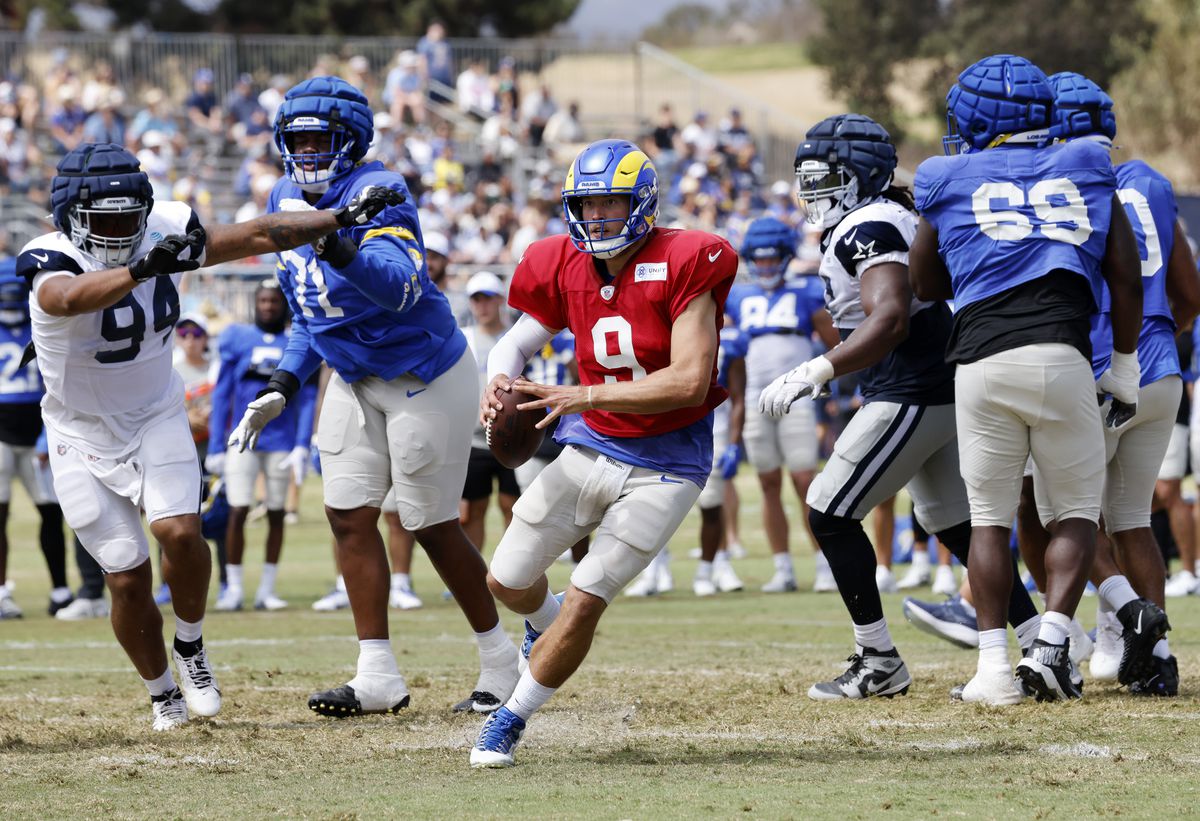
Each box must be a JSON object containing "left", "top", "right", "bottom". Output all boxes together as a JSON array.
[{"left": 634, "top": 262, "right": 667, "bottom": 283}]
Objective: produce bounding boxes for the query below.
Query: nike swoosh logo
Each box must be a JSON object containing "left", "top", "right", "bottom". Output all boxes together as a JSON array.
[
  {"left": 842, "top": 228, "right": 858, "bottom": 246},
  {"left": 406, "top": 388, "right": 427, "bottom": 398},
  {"left": 708, "top": 249, "right": 723, "bottom": 263},
  {"left": 1134, "top": 610, "right": 1143, "bottom": 635},
  {"left": 659, "top": 475, "right": 683, "bottom": 484},
  {"left": 31, "top": 252, "right": 48, "bottom": 262}
]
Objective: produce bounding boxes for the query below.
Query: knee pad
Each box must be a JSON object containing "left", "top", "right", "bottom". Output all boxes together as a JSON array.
[
  {"left": 935, "top": 520, "right": 972, "bottom": 565},
  {"left": 808, "top": 506, "right": 860, "bottom": 540}
]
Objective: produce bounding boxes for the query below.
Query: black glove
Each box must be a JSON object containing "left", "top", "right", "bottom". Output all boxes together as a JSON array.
[
  {"left": 333, "top": 185, "right": 405, "bottom": 228},
  {"left": 312, "top": 232, "right": 357, "bottom": 268},
  {"left": 129, "top": 228, "right": 206, "bottom": 282}
]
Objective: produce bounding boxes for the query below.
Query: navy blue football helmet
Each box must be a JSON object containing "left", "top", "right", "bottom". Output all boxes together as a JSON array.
[
  {"left": 0, "top": 263, "right": 28, "bottom": 327},
  {"left": 562, "top": 139, "right": 658, "bottom": 259},
  {"left": 50, "top": 142, "right": 153, "bottom": 266},
  {"left": 740, "top": 216, "right": 796, "bottom": 290},
  {"left": 944, "top": 54, "right": 1053, "bottom": 155},
  {"left": 274, "top": 76, "right": 374, "bottom": 191},
  {"left": 1048, "top": 71, "right": 1116, "bottom": 144},
  {"left": 794, "top": 114, "right": 896, "bottom": 229}
]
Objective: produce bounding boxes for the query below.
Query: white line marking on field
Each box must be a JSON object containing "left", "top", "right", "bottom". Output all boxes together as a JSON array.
[{"left": 1039, "top": 742, "right": 1117, "bottom": 758}]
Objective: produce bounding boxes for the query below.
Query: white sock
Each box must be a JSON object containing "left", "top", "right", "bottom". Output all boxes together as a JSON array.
[
  {"left": 956, "top": 596, "right": 977, "bottom": 618},
  {"left": 1014, "top": 615, "right": 1041, "bottom": 651},
  {"left": 50, "top": 586, "right": 72, "bottom": 603},
  {"left": 1037, "top": 610, "right": 1071, "bottom": 646},
  {"left": 715, "top": 549, "right": 730, "bottom": 563},
  {"left": 526, "top": 589, "right": 561, "bottom": 633},
  {"left": 1097, "top": 575, "right": 1138, "bottom": 613},
  {"left": 143, "top": 667, "right": 177, "bottom": 697},
  {"left": 357, "top": 638, "right": 399, "bottom": 676},
  {"left": 335, "top": 574, "right": 347, "bottom": 593},
  {"left": 654, "top": 549, "right": 671, "bottom": 570},
  {"left": 174, "top": 616, "right": 203, "bottom": 644},
  {"left": 257, "top": 563, "right": 278, "bottom": 597},
  {"left": 774, "top": 552, "right": 794, "bottom": 576},
  {"left": 504, "top": 670, "right": 557, "bottom": 720},
  {"left": 475, "top": 622, "right": 515, "bottom": 666},
  {"left": 391, "top": 572, "right": 412, "bottom": 591},
  {"left": 978, "top": 628, "right": 1009, "bottom": 669},
  {"left": 1153, "top": 638, "right": 1171, "bottom": 659},
  {"left": 852, "top": 618, "right": 893, "bottom": 652},
  {"left": 911, "top": 550, "right": 930, "bottom": 572},
  {"left": 226, "top": 564, "right": 244, "bottom": 591},
  {"left": 695, "top": 560, "right": 713, "bottom": 581}
]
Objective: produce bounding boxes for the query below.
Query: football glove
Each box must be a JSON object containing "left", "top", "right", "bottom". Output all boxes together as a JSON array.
[
  {"left": 228, "top": 391, "right": 286, "bottom": 452},
  {"left": 204, "top": 451, "right": 225, "bottom": 476},
  {"left": 129, "top": 228, "right": 206, "bottom": 282},
  {"left": 283, "top": 445, "right": 309, "bottom": 486},
  {"left": 1097, "top": 350, "right": 1140, "bottom": 429},
  {"left": 758, "top": 356, "right": 835, "bottom": 417},
  {"left": 717, "top": 442, "right": 744, "bottom": 480},
  {"left": 334, "top": 185, "right": 406, "bottom": 228}
]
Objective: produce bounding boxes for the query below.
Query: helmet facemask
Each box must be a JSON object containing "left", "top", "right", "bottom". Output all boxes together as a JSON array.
[
  {"left": 67, "top": 195, "right": 149, "bottom": 266},
  {"left": 280, "top": 117, "right": 357, "bottom": 193},
  {"left": 796, "top": 160, "right": 860, "bottom": 230},
  {"left": 564, "top": 187, "right": 656, "bottom": 260},
  {"left": 748, "top": 249, "right": 788, "bottom": 290}
]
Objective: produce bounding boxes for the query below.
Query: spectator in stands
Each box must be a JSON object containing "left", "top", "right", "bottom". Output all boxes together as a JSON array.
[
  {"left": 80, "top": 60, "right": 117, "bottom": 114},
  {"left": 494, "top": 56, "right": 519, "bottom": 111},
  {"left": 417, "top": 20, "right": 455, "bottom": 102},
  {"left": 81, "top": 88, "right": 125, "bottom": 145},
  {"left": 135, "top": 130, "right": 173, "bottom": 200},
  {"left": 651, "top": 103, "right": 680, "bottom": 181},
  {"left": 480, "top": 98, "right": 520, "bottom": 160},
  {"left": 433, "top": 140, "right": 466, "bottom": 191},
  {"left": 185, "top": 68, "right": 224, "bottom": 147},
  {"left": 0, "top": 117, "right": 37, "bottom": 194},
  {"left": 224, "top": 73, "right": 262, "bottom": 130},
  {"left": 47, "top": 84, "right": 86, "bottom": 154},
  {"left": 234, "top": 105, "right": 273, "bottom": 154},
  {"left": 129, "top": 88, "right": 178, "bottom": 145},
  {"left": 729, "top": 144, "right": 763, "bottom": 204},
  {"left": 172, "top": 166, "right": 214, "bottom": 224},
  {"left": 345, "top": 55, "right": 379, "bottom": 108},
  {"left": 457, "top": 58, "right": 495, "bottom": 118},
  {"left": 509, "top": 205, "right": 547, "bottom": 262},
  {"left": 519, "top": 83, "right": 557, "bottom": 148},
  {"left": 718, "top": 107, "right": 753, "bottom": 157},
  {"left": 766, "top": 178, "right": 801, "bottom": 225},
  {"left": 234, "top": 172, "right": 280, "bottom": 224},
  {"left": 423, "top": 230, "right": 468, "bottom": 322},
  {"left": 258, "top": 74, "right": 291, "bottom": 123},
  {"left": 384, "top": 50, "right": 426, "bottom": 127},
  {"left": 543, "top": 100, "right": 585, "bottom": 155},
  {"left": 680, "top": 110, "right": 717, "bottom": 160}
]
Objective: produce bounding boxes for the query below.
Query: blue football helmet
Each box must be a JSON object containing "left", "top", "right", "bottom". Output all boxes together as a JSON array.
[
  {"left": 562, "top": 139, "right": 658, "bottom": 259},
  {"left": 740, "top": 216, "right": 796, "bottom": 290},
  {"left": 0, "top": 264, "right": 28, "bottom": 327},
  {"left": 1048, "top": 71, "right": 1116, "bottom": 144},
  {"left": 274, "top": 76, "right": 374, "bottom": 192},
  {"left": 943, "top": 54, "right": 1053, "bottom": 155},
  {"left": 50, "top": 142, "right": 153, "bottom": 267},
  {"left": 794, "top": 114, "right": 896, "bottom": 230}
]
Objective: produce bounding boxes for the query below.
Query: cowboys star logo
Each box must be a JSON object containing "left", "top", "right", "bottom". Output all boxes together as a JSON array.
[{"left": 851, "top": 238, "right": 877, "bottom": 261}]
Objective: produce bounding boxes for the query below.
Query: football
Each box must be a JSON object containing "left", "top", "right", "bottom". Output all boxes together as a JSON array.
[{"left": 487, "top": 385, "right": 546, "bottom": 468}]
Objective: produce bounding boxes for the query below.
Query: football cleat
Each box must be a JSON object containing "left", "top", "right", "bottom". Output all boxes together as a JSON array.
[
  {"left": 1015, "top": 639, "right": 1082, "bottom": 701},
  {"left": 153, "top": 584, "right": 172, "bottom": 606},
  {"left": 389, "top": 586, "right": 423, "bottom": 610},
  {"left": 470, "top": 706, "right": 526, "bottom": 768},
  {"left": 48, "top": 593, "right": 74, "bottom": 616},
  {"left": 151, "top": 687, "right": 189, "bottom": 731},
  {"left": 173, "top": 645, "right": 222, "bottom": 717},
  {"left": 518, "top": 591, "right": 565, "bottom": 674},
  {"left": 1067, "top": 617, "right": 1093, "bottom": 664},
  {"left": 896, "top": 564, "right": 931, "bottom": 590},
  {"left": 808, "top": 646, "right": 911, "bottom": 701},
  {"left": 0, "top": 593, "right": 23, "bottom": 620},
  {"left": 713, "top": 562, "right": 743, "bottom": 593},
  {"left": 54, "top": 596, "right": 109, "bottom": 620},
  {"left": 1090, "top": 607, "right": 1122, "bottom": 681},
  {"left": 1115, "top": 598, "right": 1170, "bottom": 686},
  {"left": 954, "top": 667, "right": 1024, "bottom": 706},
  {"left": 762, "top": 571, "right": 798, "bottom": 594},
  {"left": 312, "top": 586, "right": 350, "bottom": 611},
  {"left": 214, "top": 586, "right": 243, "bottom": 612},
  {"left": 875, "top": 565, "right": 899, "bottom": 594},
  {"left": 452, "top": 691, "right": 504, "bottom": 714},
  {"left": 624, "top": 567, "right": 660, "bottom": 597},
  {"left": 1130, "top": 655, "right": 1179, "bottom": 697},
  {"left": 308, "top": 677, "right": 410, "bottom": 718},
  {"left": 253, "top": 594, "right": 288, "bottom": 611},
  {"left": 461, "top": 645, "right": 520, "bottom": 714},
  {"left": 693, "top": 577, "right": 717, "bottom": 597},
  {"left": 1164, "top": 570, "right": 1198, "bottom": 597},
  {"left": 902, "top": 595, "right": 978, "bottom": 649},
  {"left": 932, "top": 565, "right": 958, "bottom": 597}
]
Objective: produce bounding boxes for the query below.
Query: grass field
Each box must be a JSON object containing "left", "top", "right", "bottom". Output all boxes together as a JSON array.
[{"left": 2, "top": 474, "right": 1199, "bottom": 819}]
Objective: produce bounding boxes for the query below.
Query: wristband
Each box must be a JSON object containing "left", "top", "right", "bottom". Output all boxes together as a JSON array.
[
  {"left": 318, "top": 234, "right": 358, "bottom": 269},
  {"left": 261, "top": 370, "right": 301, "bottom": 404}
]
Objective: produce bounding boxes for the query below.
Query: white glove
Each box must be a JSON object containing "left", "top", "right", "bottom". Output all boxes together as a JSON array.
[
  {"left": 283, "top": 445, "right": 309, "bottom": 485},
  {"left": 204, "top": 451, "right": 226, "bottom": 476},
  {"left": 278, "top": 197, "right": 317, "bottom": 213},
  {"left": 1097, "top": 350, "right": 1141, "bottom": 405},
  {"left": 227, "top": 391, "right": 287, "bottom": 452},
  {"left": 758, "top": 356, "right": 835, "bottom": 417}
]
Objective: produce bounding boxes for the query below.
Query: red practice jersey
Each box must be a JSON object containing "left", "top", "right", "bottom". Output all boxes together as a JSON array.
[{"left": 509, "top": 227, "right": 736, "bottom": 438}]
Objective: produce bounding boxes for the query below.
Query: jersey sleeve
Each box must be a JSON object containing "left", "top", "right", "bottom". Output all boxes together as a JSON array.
[
  {"left": 335, "top": 180, "right": 426, "bottom": 313},
  {"left": 508, "top": 238, "right": 568, "bottom": 330},
  {"left": 725, "top": 284, "right": 747, "bottom": 326},
  {"left": 913, "top": 157, "right": 949, "bottom": 220},
  {"left": 16, "top": 248, "right": 82, "bottom": 288},
  {"left": 206, "top": 329, "right": 240, "bottom": 451},
  {"left": 832, "top": 219, "right": 910, "bottom": 279},
  {"left": 669, "top": 234, "right": 737, "bottom": 321},
  {"left": 800, "top": 274, "right": 829, "bottom": 316}
]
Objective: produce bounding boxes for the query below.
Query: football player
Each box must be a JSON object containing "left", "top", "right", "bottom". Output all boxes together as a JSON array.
[
  {"left": 471, "top": 139, "right": 736, "bottom": 767},
  {"left": 727, "top": 215, "right": 837, "bottom": 593},
  {"left": 206, "top": 279, "right": 317, "bottom": 612},
  {"left": 230, "top": 76, "right": 520, "bottom": 718},
  {"left": 22, "top": 141, "right": 393, "bottom": 729},
  {"left": 1030, "top": 71, "right": 1200, "bottom": 696},
  {"left": 909, "top": 55, "right": 1144, "bottom": 703},
  {"left": 760, "top": 114, "right": 1042, "bottom": 702}
]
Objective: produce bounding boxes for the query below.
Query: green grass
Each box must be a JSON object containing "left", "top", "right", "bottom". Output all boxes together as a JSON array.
[
  {"left": 669, "top": 42, "right": 811, "bottom": 74},
  {"left": 2, "top": 475, "right": 1199, "bottom": 819}
]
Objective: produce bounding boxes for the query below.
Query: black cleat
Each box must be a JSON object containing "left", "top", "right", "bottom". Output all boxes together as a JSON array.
[
  {"left": 452, "top": 690, "right": 503, "bottom": 714},
  {"left": 1015, "top": 639, "right": 1082, "bottom": 702},
  {"left": 307, "top": 685, "right": 410, "bottom": 718},
  {"left": 1115, "top": 599, "right": 1170, "bottom": 686},
  {"left": 48, "top": 595, "right": 75, "bottom": 616},
  {"left": 1130, "top": 655, "right": 1179, "bottom": 697}
]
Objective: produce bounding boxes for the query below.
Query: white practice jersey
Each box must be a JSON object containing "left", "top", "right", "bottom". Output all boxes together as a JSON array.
[
  {"left": 19, "top": 201, "right": 205, "bottom": 457},
  {"left": 819, "top": 198, "right": 928, "bottom": 330}
]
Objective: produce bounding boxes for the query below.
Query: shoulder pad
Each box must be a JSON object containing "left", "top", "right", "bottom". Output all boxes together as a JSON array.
[{"left": 831, "top": 217, "right": 909, "bottom": 278}]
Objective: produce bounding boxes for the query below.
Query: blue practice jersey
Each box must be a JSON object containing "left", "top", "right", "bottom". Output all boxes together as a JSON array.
[
  {"left": 270, "top": 162, "right": 467, "bottom": 385},
  {"left": 716, "top": 325, "right": 749, "bottom": 388},
  {"left": 1089, "top": 159, "right": 1180, "bottom": 384},
  {"left": 208, "top": 323, "right": 317, "bottom": 454},
  {"left": 915, "top": 139, "right": 1116, "bottom": 311},
  {"left": 523, "top": 329, "right": 576, "bottom": 387},
  {"left": 725, "top": 279, "right": 825, "bottom": 339},
  {"left": 0, "top": 257, "right": 42, "bottom": 404}
]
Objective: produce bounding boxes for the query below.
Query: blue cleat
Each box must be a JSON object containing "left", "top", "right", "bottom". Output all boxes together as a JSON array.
[
  {"left": 902, "top": 595, "right": 978, "bottom": 649},
  {"left": 153, "top": 584, "right": 173, "bottom": 606},
  {"left": 519, "top": 591, "right": 565, "bottom": 674},
  {"left": 470, "top": 706, "right": 526, "bottom": 768}
]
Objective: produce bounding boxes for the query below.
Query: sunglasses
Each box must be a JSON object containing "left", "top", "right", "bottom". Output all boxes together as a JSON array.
[{"left": 176, "top": 326, "right": 206, "bottom": 339}]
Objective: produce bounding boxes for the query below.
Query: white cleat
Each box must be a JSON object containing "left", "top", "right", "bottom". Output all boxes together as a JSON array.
[
  {"left": 762, "top": 571, "right": 798, "bottom": 593},
  {"left": 214, "top": 586, "right": 243, "bottom": 612},
  {"left": 875, "top": 565, "right": 899, "bottom": 594},
  {"left": 0, "top": 593, "right": 24, "bottom": 619},
  {"left": 726, "top": 541, "right": 748, "bottom": 559},
  {"left": 54, "top": 597, "right": 110, "bottom": 620},
  {"left": 655, "top": 558, "right": 674, "bottom": 593},
  {"left": 931, "top": 565, "right": 958, "bottom": 597},
  {"left": 813, "top": 565, "right": 838, "bottom": 593},
  {"left": 713, "top": 562, "right": 743, "bottom": 593},
  {"left": 1089, "top": 607, "right": 1121, "bottom": 681},
  {"left": 312, "top": 587, "right": 351, "bottom": 611},
  {"left": 254, "top": 594, "right": 289, "bottom": 611},
  {"left": 693, "top": 577, "right": 717, "bottom": 597},
  {"left": 173, "top": 646, "right": 222, "bottom": 717},
  {"left": 1164, "top": 570, "right": 1198, "bottom": 597},
  {"left": 624, "top": 567, "right": 660, "bottom": 597},
  {"left": 1067, "top": 617, "right": 1093, "bottom": 664},
  {"left": 956, "top": 666, "right": 1024, "bottom": 706},
  {"left": 151, "top": 687, "right": 189, "bottom": 731},
  {"left": 389, "top": 587, "right": 423, "bottom": 610},
  {"left": 896, "top": 564, "right": 931, "bottom": 590}
]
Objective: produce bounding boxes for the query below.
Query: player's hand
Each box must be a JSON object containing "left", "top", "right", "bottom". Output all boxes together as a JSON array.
[
  {"left": 480, "top": 373, "right": 516, "bottom": 427},
  {"left": 335, "top": 185, "right": 406, "bottom": 228},
  {"left": 758, "top": 356, "right": 835, "bottom": 417},
  {"left": 1097, "top": 350, "right": 1140, "bottom": 429},
  {"left": 204, "top": 451, "right": 225, "bottom": 476},
  {"left": 129, "top": 228, "right": 207, "bottom": 282},
  {"left": 227, "top": 391, "right": 287, "bottom": 452},
  {"left": 513, "top": 377, "right": 587, "bottom": 430},
  {"left": 309, "top": 443, "right": 322, "bottom": 477},
  {"left": 283, "top": 445, "right": 308, "bottom": 485},
  {"left": 718, "top": 442, "right": 744, "bottom": 480}
]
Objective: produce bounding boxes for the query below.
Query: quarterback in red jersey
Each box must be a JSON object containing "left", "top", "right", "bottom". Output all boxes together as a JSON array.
[{"left": 469, "top": 139, "right": 735, "bottom": 768}]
